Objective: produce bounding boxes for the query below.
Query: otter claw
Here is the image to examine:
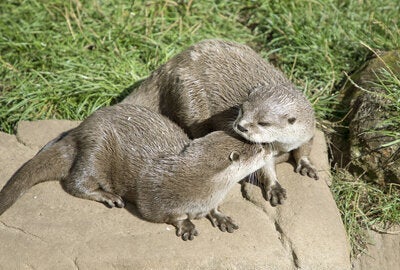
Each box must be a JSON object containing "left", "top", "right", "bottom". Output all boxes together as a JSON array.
[
  {"left": 100, "top": 192, "right": 125, "bottom": 208},
  {"left": 180, "top": 229, "right": 198, "bottom": 241},
  {"left": 176, "top": 219, "right": 199, "bottom": 241}
]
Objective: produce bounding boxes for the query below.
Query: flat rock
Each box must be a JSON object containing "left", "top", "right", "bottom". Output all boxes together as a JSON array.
[
  {"left": 16, "top": 119, "right": 81, "bottom": 150},
  {"left": 0, "top": 120, "right": 351, "bottom": 270},
  {"left": 353, "top": 227, "right": 400, "bottom": 270}
]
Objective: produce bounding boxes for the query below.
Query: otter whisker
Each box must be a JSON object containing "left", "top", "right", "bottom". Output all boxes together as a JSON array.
[
  {"left": 271, "top": 142, "right": 276, "bottom": 153},
  {"left": 247, "top": 172, "right": 258, "bottom": 186}
]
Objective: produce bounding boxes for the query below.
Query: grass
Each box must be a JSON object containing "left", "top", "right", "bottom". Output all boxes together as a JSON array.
[
  {"left": 370, "top": 61, "right": 400, "bottom": 147},
  {"left": 331, "top": 169, "right": 400, "bottom": 257},
  {"left": 238, "top": 0, "right": 400, "bottom": 122},
  {"left": 0, "top": 0, "right": 256, "bottom": 132},
  {"left": 329, "top": 53, "right": 400, "bottom": 258},
  {"left": 1, "top": 0, "right": 400, "bottom": 257}
]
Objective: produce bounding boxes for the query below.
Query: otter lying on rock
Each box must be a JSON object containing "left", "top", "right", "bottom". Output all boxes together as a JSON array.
[
  {"left": 0, "top": 104, "right": 270, "bottom": 240},
  {"left": 123, "top": 39, "right": 319, "bottom": 205}
]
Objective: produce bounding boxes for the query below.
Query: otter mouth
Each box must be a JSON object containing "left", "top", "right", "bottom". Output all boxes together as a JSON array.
[
  {"left": 232, "top": 125, "right": 242, "bottom": 136},
  {"left": 233, "top": 122, "right": 274, "bottom": 144},
  {"left": 247, "top": 137, "right": 273, "bottom": 144},
  {"left": 233, "top": 128, "right": 273, "bottom": 144},
  {"left": 233, "top": 126, "right": 250, "bottom": 141}
]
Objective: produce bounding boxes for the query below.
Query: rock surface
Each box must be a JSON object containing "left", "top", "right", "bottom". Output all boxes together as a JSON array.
[
  {"left": 0, "top": 120, "right": 351, "bottom": 270},
  {"left": 353, "top": 227, "right": 400, "bottom": 270}
]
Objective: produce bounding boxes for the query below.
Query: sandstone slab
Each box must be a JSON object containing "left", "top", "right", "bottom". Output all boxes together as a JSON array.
[
  {"left": 353, "top": 227, "right": 400, "bottom": 270},
  {"left": 0, "top": 120, "right": 351, "bottom": 269}
]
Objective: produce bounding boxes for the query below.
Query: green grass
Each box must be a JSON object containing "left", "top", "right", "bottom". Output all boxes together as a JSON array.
[
  {"left": 331, "top": 169, "right": 400, "bottom": 257},
  {"left": 2, "top": 0, "right": 400, "bottom": 133},
  {"left": 238, "top": 0, "right": 400, "bottom": 122},
  {"left": 331, "top": 48, "right": 400, "bottom": 257},
  {"left": 1, "top": 0, "right": 400, "bottom": 257},
  {"left": 370, "top": 61, "right": 400, "bottom": 147},
  {"left": 0, "top": 0, "right": 256, "bottom": 132}
]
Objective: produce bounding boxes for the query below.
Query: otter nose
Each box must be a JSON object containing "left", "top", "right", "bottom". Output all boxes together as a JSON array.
[{"left": 237, "top": 124, "right": 248, "bottom": 133}]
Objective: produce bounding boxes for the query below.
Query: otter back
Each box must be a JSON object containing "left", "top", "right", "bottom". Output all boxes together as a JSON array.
[{"left": 122, "top": 39, "right": 318, "bottom": 206}]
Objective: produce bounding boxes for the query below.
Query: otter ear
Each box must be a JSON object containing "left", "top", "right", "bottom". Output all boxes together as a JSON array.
[{"left": 229, "top": 151, "right": 240, "bottom": 162}]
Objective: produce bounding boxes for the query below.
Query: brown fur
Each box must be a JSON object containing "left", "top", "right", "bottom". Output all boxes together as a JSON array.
[
  {"left": 0, "top": 104, "right": 269, "bottom": 240},
  {"left": 123, "top": 39, "right": 319, "bottom": 205}
]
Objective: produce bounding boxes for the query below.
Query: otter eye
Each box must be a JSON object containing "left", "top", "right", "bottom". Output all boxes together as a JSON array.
[
  {"left": 258, "top": 122, "right": 271, "bottom": 127},
  {"left": 288, "top": 117, "right": 296, "bottom": 124}
]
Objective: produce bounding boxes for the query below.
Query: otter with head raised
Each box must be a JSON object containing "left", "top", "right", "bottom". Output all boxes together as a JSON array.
[
  {"left": 0, "top": 104, "right": 269, "bottom": 240},
  {"left": 123, "top": 39, "right": 318, "bottom": 205}
]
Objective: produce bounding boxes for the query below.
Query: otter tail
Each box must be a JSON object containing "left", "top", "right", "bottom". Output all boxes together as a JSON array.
[{"left": 0, "top": 132, "right": 76, "bottom": 215}]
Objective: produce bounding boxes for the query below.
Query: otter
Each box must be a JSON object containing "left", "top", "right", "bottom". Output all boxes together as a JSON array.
[
  {"left": 122, "top": 39, "right": 318, "bottom": 205},
  {"left": 0, "top": 104, "right": 269, "bottom": 240}
]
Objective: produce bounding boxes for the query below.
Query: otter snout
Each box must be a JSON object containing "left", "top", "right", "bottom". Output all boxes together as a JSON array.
[
  {"left": 233, "top": 120, "right": 274, "bottom": 144},
  {"left": 234, "top": 119, "right": 250, "bottom": 133},
  {"left": 233, "top": 120, "right": 249, "bottom": 137},
  {"left": 236, "top": 124, "right": 248, "bottom": 133}
]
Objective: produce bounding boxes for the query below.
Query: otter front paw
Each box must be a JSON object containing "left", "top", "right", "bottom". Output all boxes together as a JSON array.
[
  {"left": 96, "top": 191, "right": 125, "bottom": 208},
  {"left": 208, "top": 211, "right": 239, "bottom": 233},
  {"left": 176, "top": 219, "right": 199, "bottom": 241},
  {"left": 266, "top": 183, "right": 287, "bottom": 206},
  {"left": 296, "top": 157, "right": 319, "bottom": 180}
]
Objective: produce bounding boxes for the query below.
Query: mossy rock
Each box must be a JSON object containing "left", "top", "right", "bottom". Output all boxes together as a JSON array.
[{"left": 335, "top": 50, "right": 400, "bottom": 184}]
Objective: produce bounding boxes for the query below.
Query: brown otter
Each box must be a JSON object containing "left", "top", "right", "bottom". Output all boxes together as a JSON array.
[
  {"left": 123, "top": 39, "right": 318, "bottom": 205},
  {"left": 0, "top": 104, "right": 269, "bottom": 240}
]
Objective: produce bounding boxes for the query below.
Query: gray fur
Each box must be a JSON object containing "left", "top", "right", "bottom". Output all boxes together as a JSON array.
[
  {"left": 123, "top": 39, "right": 319, "bottom": 205},
  {"left": 0, "top": 104, "right": 269, "bottom": 240}
]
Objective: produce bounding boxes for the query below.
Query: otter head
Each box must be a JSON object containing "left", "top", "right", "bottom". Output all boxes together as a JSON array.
[
  {"left": 199, "top": 131, "right": 268, "bottom": 178},
  {"left": 232, "top": 85, "right": 315, "bottom": 151},
  {"left": 223, "top": 137, "right": 269, "bottom": 181}
]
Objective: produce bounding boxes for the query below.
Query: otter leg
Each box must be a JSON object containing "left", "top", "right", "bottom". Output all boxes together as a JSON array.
[
  {"left": 275, "top": 152, "right": 291, "bottom": 164},
  {"left": 207, "top": 208, "right": 238, "bottom": 233},
  {"left": 62, "top": 175, "right": 125, "bottom": 208},
  {"left": 62, "top": 153, "right": 125, "bottom": 208},
  {"left": 292, "top": 138, "right": 319, "bottom": 180},
  {"left": 259, "top": 157, "right": 287, "bottom": 206},
  {"left": 169, "top": 216, "right": 199, "bottom": 241}
]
